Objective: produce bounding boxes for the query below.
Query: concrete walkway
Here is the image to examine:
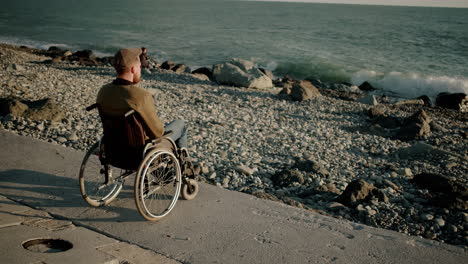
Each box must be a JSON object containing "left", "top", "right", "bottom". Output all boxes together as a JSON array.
[{"left": 0, "top": 129, "right": 466, "bottom": 264}]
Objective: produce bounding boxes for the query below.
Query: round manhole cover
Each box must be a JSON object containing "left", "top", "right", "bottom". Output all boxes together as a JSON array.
[{"left": 22, "top": 238, "right": 73, "bottom": 253}]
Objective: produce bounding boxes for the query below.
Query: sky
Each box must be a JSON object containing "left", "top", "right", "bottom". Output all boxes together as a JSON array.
[{"left": 250, "top": 0, "right": 468, "bottom": 8}]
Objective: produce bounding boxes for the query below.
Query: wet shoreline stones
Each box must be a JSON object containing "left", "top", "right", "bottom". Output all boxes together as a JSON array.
[{"left": 1, "top": 43, "right": 467, "bottom": 248}]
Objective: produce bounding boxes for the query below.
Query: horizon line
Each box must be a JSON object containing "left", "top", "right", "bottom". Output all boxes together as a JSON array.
[{"left": 241, "top": 0, "right": 468, "bottom": 8}]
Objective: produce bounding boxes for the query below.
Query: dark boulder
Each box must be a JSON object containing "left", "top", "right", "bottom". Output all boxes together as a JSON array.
[
  {"left": 358, "top": 81, "right": 376, "bottom": 91},
  {"left": 45, "top": 46, "right": 66, "bottom": 57},
  {"left": 172, "top": 64, "right": 191, "bottom": 74},
  {"left": 161, "top": 61, "right": 176, "bottom": 70},
  {"left": 24, "top": 98, "right": 64, "bottom": 121},
  {"left": 336, "top": 179, "right": 388, "bottom": 207},
  {"left": 77, "top": 57, "right": 100, "bottom": 66},
  {"left": 412, "top": 173, "right": 467, "bottom": 210},
  {"left": 0, "top": 97, "right": 64, "bottom": 121},
  {"left": 192, "top": 67, "right": 213, "bottom": 79},
  {"left": 52, "top": 56, "right": 65, "bottom": 63},
  {"left": 271, "top": 169, "right": 305, "bottom": 187},
  {"left": 366, "top": 105, "right": 403, "bottom": 137},
  {"left": 417, "top": 95, "right": 432, "bottom": 106},
  {"left": 328, "top": 83, "right": 360, "bottom": 93},
  {"left": 252, "top": 191, "right": 281, "bottom": 202},
  {"left": 290, "top": 80, "right": 321, "bottom": 101},
  {"left": 98, "top": 56, "right": 113, "bottom": 65},
  {"left": 293, "top": 158, "right": 329, "bottom": 176},
  {"left": 47, "top": 46, "right": 63, "bottom": 52},
  {"left": 72, "top": 49, "right": 94, "bottom": 59},
  {"left": 278, "top": 81, "right": 294, "bottom": 97},
  {"left": 436, "top": 92, "right": 467, "bottom": 111},
  {"left": 395, "top": 109, "right": 431, "bottom": 140},
  {"left": 0, "top": 98, "right": 28, "bottom": 116}
]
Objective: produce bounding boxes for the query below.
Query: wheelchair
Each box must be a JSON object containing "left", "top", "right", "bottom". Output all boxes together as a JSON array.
[{"left": 79, "top": 104, "right": 199, "bottom": 221}]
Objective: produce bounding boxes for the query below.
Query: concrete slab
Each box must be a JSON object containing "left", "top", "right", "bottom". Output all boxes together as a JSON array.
[
  {"left": 0, "top": 129, "right": 467, "bottom": 264},
  {"left": 97, "top": 242, "right": 181, "bottom": 264},
  {"left": 0, "top": 211, "right": 23, "bottom": 228},
  {"left": 0, "top": 195, "right": 31, "bottom": 213},
  {"left": 0, "top": 225, "right": 118, "bottom": 264}
]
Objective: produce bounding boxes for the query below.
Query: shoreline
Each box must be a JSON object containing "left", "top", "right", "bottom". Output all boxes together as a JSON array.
[
  {"left": 0, "top": 43, "right": 467, "bottom": 248},
  {"left": 2, "top": 40, "right": 467, "bottom": 99}
]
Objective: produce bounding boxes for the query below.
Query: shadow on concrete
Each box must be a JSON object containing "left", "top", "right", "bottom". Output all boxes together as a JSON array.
[{"left": 0, "top": 169, "right": 145, "bottom": 222}]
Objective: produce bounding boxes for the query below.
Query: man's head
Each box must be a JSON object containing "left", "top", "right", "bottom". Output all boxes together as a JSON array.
[{"left": 112, "top": 48, "right": 143, "bottom": 84}]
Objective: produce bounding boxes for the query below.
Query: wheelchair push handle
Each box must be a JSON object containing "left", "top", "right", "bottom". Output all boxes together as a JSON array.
[
  {"left": 85, "top": 104, "right": 98, "bottom": 111},
  {"left": 124, "top": 109, "right": 135, "bottom": 117}
]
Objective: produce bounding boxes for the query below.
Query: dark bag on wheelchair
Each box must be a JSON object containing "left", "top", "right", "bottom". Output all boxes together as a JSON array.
[{"left": 99, "top": 110, "right": 146, "bottom": 170}]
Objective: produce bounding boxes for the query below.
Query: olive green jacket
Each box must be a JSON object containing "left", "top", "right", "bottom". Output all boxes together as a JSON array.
[{"left": 96, "top": 81, "right": 165, "bottom": 140}]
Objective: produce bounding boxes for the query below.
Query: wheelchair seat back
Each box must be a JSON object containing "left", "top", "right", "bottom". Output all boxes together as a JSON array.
[{"left": 98, "top": 108, "right": 147, "bottom": 170}]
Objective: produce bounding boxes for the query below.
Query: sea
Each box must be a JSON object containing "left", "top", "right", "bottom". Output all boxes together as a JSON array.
[{"left": 1, "top": 0, "right": 467, "bottom": 98}]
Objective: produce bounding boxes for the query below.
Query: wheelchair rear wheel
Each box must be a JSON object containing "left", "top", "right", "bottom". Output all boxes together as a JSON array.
[
  {"left": 79, "top": 142, "right": 123, "bottom": 207},
  {"left": 134, "top": 149, "right": 182, "bottom": 221}
]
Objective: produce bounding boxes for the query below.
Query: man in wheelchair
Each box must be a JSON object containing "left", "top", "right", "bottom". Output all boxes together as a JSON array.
[{"left": 96, "top": 47, "right": 199, "bottom": 177}]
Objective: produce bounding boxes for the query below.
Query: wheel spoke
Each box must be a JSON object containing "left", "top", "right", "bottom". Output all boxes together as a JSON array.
[{"left": 136, "top": 150, "right": 181, "bottom": 220}]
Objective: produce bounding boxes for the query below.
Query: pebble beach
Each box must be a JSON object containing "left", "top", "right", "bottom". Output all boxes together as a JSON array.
[{"left": 0, "top": 43, "right": 467, "bottom": 248}]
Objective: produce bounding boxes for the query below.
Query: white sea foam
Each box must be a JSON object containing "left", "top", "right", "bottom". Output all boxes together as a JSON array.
[
  {"left": 352, "top": 70, "right": 468, "bottom": 98},
  {"left": 0, "top": 36, "right": 76, "bottom": 52}
]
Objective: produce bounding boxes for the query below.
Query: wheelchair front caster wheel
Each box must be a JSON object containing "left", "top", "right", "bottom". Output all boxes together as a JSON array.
[{"left": 181, "top": 179, "right": 199, "bottom": 200}]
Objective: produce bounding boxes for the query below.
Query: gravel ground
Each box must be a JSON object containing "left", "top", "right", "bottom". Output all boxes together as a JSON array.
[{"left": 1, "top": 44, "right": 467, "bottom": 248}]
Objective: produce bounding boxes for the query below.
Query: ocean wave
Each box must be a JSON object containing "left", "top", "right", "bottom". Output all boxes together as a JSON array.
[
  {"left": 0, "top": 36, "right": 114, "bottom": 57},
  {"left": 0, "top": 36, "right": 74, "bottom": 51},
  {"left": 351, "top": 70, "right": 468, "bottom": 98},
  {"left": 269, "top": 60, "right": 467, "bottom": 98}
]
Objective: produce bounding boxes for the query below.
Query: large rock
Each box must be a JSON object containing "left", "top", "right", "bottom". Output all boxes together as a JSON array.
[
  {"left": 192, "top": 73, "right": 211, "bottom": 81},
  {"left": 305, "top": 78, "right": 326, "bottom": 89},
  {"left": 259, "top": 68, "right": 274, "bottom": 80},
  {"left": 293, "top": 158, "right": 329, "bottom": 176},
  {"left": 367, "top": 105, "right": 386, "bottom": 118},
  {"left": 394, "top": 142, "right": 458, "bottom": 160},
  {"left": 0, "top": 98, "right": 28, "bottom": 116},
  {"left": 72, "top": 49, "right": 94, "bottom": 59},
  {"left": 394, "top": 99, "right": 425, "bottom": 106},
  {"left": 357, "top": 94, "right": 378, "bottom": 105},
  {"left": 395, "top": 109, "right": 431, "bottom": 140},
  {"left": 271, "top": 169, "right": 305, "bottom": 187},
  {"left": 161, "top": 61, "right": 176, "bottom": 70},
  {"left": 436, "top": 92, "right": 467, "bottom": 112},
  {"left": 289, "top": 80, "right": 321, "bottom": 101},
  {"left": 328, "top": 83, "right": 361, "bottom": 93},
  {"left": 278, "top": 80, "right": 295, "bottom": 96},
  {"left": 358, "top": 81, "right": 376, "bottom": 91},
  {"left": 192, "top": 67, "right": 213, "bottom": 80},
  {"left": 412, "top": 173, "right": 468, "bottom": 210},
  {"left": 336, "top": 179, "right": 388, "bottom": 207},
  {"left": 24, "top": 98, "right": 64, "bottom": 121},
  {"left": 212, "top": 58, "right": 273, "bottom": 89},
  {"left": 0, "top": 97, "right": 64, "bottom": 121},
  {"left": 417, "top": 95, "right": 432, "bottom": 106},
  {"left": 252, "top": 191, "right": 281, "bottom": 202},
  {"left": 172, "top": 64, "right": 191, "bottom": 74},
  {"left": 369, "top": 110, "right": 401, "bottom": 129}
]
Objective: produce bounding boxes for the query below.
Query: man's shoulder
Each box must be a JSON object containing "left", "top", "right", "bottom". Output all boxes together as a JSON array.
[
  {"left": 98, "top": 82, "right": 119, "bottom": 93},
  {"left": 126, "top": 84, "right": 151, "bottom": 98},
  {"left": 99, "top": 82, "right": 146, "bottom": 93}
]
